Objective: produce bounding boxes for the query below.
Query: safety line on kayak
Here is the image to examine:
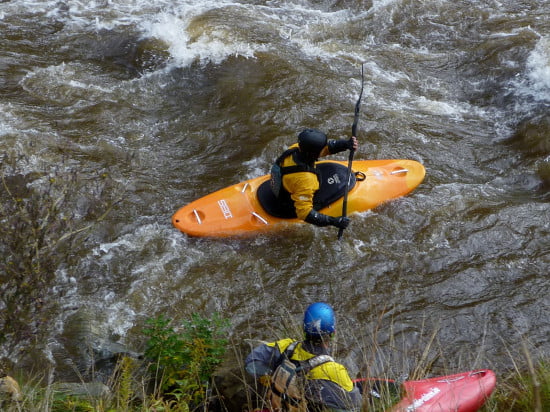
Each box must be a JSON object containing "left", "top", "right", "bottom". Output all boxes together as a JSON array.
[
  {"left": 251, "top": 212, "right": 268, "bottom": 225},
  {"left": 391, "top": 169, "right": 409, "bottom": 175},
  {"left": 241, "top": 183, "right": 249, "bottom": 193},
  {"left": 193, "top": 209, "right": 202, "bottom": 224},
  {"left": 437, "top": 376, "right": 467, "bottom": 383}
]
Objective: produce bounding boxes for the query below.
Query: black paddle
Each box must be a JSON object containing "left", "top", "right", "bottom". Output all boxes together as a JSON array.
[{"left": 338, "top": 64, "right": 365, "bottom": 240}]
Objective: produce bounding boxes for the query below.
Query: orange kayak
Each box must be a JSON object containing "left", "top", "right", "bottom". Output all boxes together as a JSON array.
[{"left": 172, "top": 159, "right": 425, "bottom": 237}]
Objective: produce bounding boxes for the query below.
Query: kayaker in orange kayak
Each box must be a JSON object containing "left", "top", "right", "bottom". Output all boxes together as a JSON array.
[{"left": 270, "top": 129, "right": 358, "bottom": 229}]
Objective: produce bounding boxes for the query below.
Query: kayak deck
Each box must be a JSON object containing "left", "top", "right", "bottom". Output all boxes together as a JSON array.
[
  {"left": 354, "top": 369, "right": 496, "bottom": 412},
  {"left": 172, "top": 159, "right": 425, "bottom": 237},
  {"left": 388, "top": 369, "right": 497, "bottom": 412}
]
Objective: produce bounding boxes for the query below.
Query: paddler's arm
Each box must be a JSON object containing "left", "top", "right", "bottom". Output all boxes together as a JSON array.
[
  {"left": 324, "top": 136, "right": 358, "bottom": 156},
  {"left": 245, "top": 340, "right": 287, "bottom": 378},
  {"left": 284, "top": 172, "right": 350, "bottom": 230},
  {"left": 245, "top": 340, "right": 293, "bottom": 387},
  {"left": 305, "top": 211, "right": 350, "bottom": 230}
]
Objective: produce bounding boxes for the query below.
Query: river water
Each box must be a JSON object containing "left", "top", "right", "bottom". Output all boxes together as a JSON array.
[{"left": 1, "top": 0, "right": 549, "bottom": 387}]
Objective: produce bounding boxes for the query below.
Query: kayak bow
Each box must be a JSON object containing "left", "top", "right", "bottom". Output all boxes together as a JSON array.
[{"left": 355, "top": 369, "right": 497, "bottom": 412}]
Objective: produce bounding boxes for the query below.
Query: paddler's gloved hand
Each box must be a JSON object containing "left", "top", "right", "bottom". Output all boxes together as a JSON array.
[
  {"left": 305, "top": 210, "right": 350, "bottom": 229},
  {"left": 328, "top": 136, "right": 358, "bottom": 154},
  {"left": 331, "top": 216, "right": 350, "bottom": 229}
]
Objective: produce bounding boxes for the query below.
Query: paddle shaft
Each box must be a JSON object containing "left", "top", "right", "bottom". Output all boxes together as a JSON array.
[{"left": 338, "top": 64, "right": 364, "bottom": 240}]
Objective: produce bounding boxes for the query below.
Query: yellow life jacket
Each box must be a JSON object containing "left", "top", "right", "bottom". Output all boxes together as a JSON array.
[
  {"left": 269, "top": 339, "right": 354, "bottom": 390},
  {"left": 267, "top": 341, "right": 334, "bottom": 412}
]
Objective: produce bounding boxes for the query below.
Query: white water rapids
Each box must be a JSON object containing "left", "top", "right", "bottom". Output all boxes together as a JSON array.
[{"left": 0, "top": 0, "right": 549, "bottom": 384}]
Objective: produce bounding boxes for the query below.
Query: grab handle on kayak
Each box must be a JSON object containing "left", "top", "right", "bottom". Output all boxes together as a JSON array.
[
  {"left": 193, "top": 209, "right": 202, "bottom": 225},
  {"left": 391, "top": 168, "right": 408, "bottom": 175},
  {"left": 251, "top": 212, "right": 268, "bottom": 225}
]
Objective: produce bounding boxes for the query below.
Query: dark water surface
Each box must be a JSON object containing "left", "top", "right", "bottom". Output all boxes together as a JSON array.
[{"left": 1, "top": 0, "right": 549, "bottom": 383}]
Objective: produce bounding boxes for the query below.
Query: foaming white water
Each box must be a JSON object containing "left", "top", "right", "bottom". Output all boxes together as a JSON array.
[
  {"left": 414, "top": 96, "right": 490, "bottom": 121},
  {"left": 103, "top": 302, "right": 137, "bottom": 340},
  {"left": 370, "top": 0, "right": 400, "bottom": 12},
  {"left": 140, "top": 1, "right": 363, "bottom": 69},
  {"left": 526, "top": 37, "right": 550, "bottom": 99},
  {"left": 20, "top": 63, "right": 116, "bottom": 107},
  {"left": 0, "top": 104, "right": 17, "bottom": 137},
  {"left": 512, "top": 36, "right": 550, "bottom": 103},
  {"left": 4, "top": 0, "right": 365, "bottom": 69},
  {"left": 58, "top": 223, "right": 194, "bottom": 341},
  {"left": 143, "top": 11, "right": 262, "bottom": 67},
  {"left": 4, "top": 0, "right": 266, "bottom": 67}
]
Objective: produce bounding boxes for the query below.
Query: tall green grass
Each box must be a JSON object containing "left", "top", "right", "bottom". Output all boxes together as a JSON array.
[{"left": 480, "top": 347, "right": 550, "bottom": 412}]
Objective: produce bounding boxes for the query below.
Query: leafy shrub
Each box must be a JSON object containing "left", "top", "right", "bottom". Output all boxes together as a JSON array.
[{"left": 143, "top": 313, "right": 230, "bottom": 409}]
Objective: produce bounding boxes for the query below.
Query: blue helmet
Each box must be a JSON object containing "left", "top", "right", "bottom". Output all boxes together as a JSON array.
[{"left": 303, "top": 302, "right": 335, "bottom": 337}]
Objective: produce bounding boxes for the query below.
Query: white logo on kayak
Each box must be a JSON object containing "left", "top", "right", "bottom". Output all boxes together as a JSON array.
[
  {"left": 218, "top": 200, "right": 233, "bottom": 219},
  {"left": 327, "top": 174, "right": 341, "bottom": 185},
  {"left": 406, "top": 387, "right": 441, "bottom": 411}
]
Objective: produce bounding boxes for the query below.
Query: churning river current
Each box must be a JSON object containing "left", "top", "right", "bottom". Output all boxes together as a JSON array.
[{"left": 1, "top": 0, "right": 549, "bottom": 388}]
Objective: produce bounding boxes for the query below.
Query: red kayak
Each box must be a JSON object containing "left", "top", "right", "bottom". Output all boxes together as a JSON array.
[
  {"left": 355, "top": 369, "right": 496, "bottom": 412},
  {"left": 249, "top": 369, "right": 495, "bottom": 412}
]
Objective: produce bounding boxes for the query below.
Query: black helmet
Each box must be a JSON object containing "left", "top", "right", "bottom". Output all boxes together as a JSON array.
[{"left": 298, "top": 129, "right": 327, "bottom": 158}]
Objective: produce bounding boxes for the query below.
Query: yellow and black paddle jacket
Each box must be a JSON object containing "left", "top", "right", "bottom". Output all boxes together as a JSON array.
[
  {"left": 245, "top": 338, "right": 361, "bottom": 412},
  {"left": 273, "top": 143, "right": 332, "bottom": 220}
]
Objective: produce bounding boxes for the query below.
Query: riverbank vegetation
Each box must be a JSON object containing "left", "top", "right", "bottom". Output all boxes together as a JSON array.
[
  {"left": 483, "top": 354, "right": 550, "bottom": 411},
  {"left": 1, "top": 312, "right": 549, "bottom": 412}
]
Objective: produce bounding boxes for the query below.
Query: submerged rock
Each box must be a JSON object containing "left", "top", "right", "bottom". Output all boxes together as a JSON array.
[
  {"left": 52, "top": 309, "right": 141, "bottom": 383},
  {"left": 511, "top": 113, "right": 550, "bottom": 157}
]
